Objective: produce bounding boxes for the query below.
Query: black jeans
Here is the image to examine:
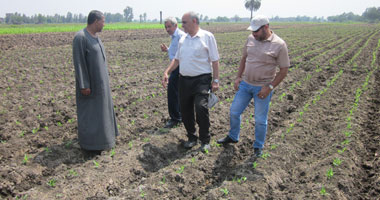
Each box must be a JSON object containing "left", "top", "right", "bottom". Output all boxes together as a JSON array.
[
  {"left": 179, "top": 73, "right": 212, "bottom": 144},
  {"left": 167, "top": 67, "right": 181, "bottom": 122}
]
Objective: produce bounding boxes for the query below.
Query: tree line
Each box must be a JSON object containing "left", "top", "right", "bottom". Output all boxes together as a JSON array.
[{"left": 1, "top": 6, "right": 379, "bottom": 25}]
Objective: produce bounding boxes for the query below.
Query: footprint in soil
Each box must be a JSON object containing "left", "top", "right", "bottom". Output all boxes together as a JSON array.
[
  {"left": 138, "top": 142, "right": 187, "bottom": 172},
  {"left": 33, "top": 139, "right": 100, "bottom": 168}
]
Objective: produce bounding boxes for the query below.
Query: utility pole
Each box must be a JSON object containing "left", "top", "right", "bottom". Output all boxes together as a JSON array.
[{"left": 160, "top": 11, "right": 162, "bottom": 24}]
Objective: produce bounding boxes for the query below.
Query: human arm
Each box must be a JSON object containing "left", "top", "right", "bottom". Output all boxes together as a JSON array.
[
  {"left": 234, "top": 54, "right": 247, "bottom": 91},
  {"left": 211, "top": 60, "right": 219, "bottom": 92},
  {"left": 257, "top": 67, "right": 288, "bottom": 99},
  {"left": 72, "top": 33, "right": 91, "bottom": 95},
  {"left": 162, "top": 59, "right": 179, "bottom": 88},
  {"left": 160, "top": 43, "right": 168, "bottom": 52}
]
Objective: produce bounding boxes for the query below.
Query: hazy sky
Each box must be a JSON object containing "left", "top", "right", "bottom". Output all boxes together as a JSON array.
[{"left": 1, "top": 0, "right": 379, "bottom": 19}]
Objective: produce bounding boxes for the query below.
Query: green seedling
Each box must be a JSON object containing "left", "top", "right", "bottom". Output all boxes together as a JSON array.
[
  {"left": 344, "top": 131, "right": 352, "bottom": 137},
  {"left": 68, "top": 169, "right": 78, "bottom": 177},
  {"left": 45, "top": 147, "right": 52, "bottom": 153},
  {"left": 47, "top": 178, "right": 57, "bottom": 187},
  {"left": 110, "top": 148, "right": 115, "bottom": 157},
  {"left": 32, "top": 127, "right": 39, "bottom": 134},
  {"left": 338, "top": 147, "right": 347, "bottom": 154},
  {"left": 143, "top": 137, "right": 150, "bottom": 142},
  {"left": 252, "top": 161, "right": 258, "bottom": 169},
  {"left": 93, "top": 160, "right": 100, "bottom": 168},
  {"left": 326, "top": 168, "right": 334, "bottom": 179},
  {"left": 261, "top": 152, "right": 270, "bottom": 160},
  {"left": 22, "top": 154, "right": 29, "bottom": 164},
  {"left": 341, "top": 139, "right": 350, "bottom": 145},
  {"left": 270, "top": 144, "right": 278, "bottom": 150},
  {"left": 44, "top": 126, "right": 49, "bottom": 131},
  {"left": 65, "top": 140, "right": 73, "bottom": 148},
  {"left": 191, "top": 157, "right": 196, "bottom": 164},
  {"left": 128, "top": 141, "right": 133, "bottom": 149},
  {"left": 57, "top": 122, "right": 62, "bottom": 127},
  {"left": 220, "top": 188, "right": 229, "bottom": 196},
  {"left": 19, "top": 131, "right": 25, "bottom": 137},
  {"left": 160, "top": 176, "right": 166, "bottom": 184},
  {"left": 140, "top": 189, "right": 146, "bottom": 198},
  {"left": 333, "top": 158, "right": 342, "bottom": 166},
  {"left": 320, "top": 186, "right": 328, "bottom": 196},
  {"left": 176, "top": 165, "right": 185, "bottom": 174}
]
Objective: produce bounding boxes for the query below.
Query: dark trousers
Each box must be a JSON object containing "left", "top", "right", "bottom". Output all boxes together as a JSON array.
[
  {"left": 168, "top": 67, "right": 181, "bottom": 121},
  {"left": 179, "top": 73, "right": 212, "bottom": 144}
]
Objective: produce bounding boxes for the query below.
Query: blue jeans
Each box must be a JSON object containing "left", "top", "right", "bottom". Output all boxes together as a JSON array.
[{"left": 228, "top": 81, "right": 272, "bottom": 149}]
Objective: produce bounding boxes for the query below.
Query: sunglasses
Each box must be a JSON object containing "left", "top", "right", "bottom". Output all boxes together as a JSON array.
[{"left": 253, "top": 25, "right": 265, "bottom": 33}]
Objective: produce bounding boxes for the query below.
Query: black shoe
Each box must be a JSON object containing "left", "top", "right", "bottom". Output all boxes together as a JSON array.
[
  {"left": 201, "top": 143, "right": 211, "bottom": 153},
  {"left": 254, "top": 148, "right": 263, "bottom": 158},
  {"left": 183, "top": 140, "right": 197, "bottom": 149},
  {"left": 217, "top": 136, "right": 238, "bottom": 144},
  {"left": 164, "top": 119, "right": 180, "bottom": 128}
]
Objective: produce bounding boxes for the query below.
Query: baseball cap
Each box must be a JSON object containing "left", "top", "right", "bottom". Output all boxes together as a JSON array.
[{"left": 247, "top": 15, "right": 269, "bottom": 31}]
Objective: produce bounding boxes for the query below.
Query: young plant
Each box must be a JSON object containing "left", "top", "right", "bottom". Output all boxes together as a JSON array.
[
  {"left": 93, "top": 160, "right": 100, "bottom": 168},
  {"left": 320, "top": 186, "right": 328, "bottom": 196},
  {"left": 220, "top": 188, "right": 229, "bottom": 196},
  {"left": 326, "top": 168, "right": 334, "bottom": 179},
  {"left": 47, "top": 178, "right": 57, "bottom": 187},
  {"left": 252, "top": 161, "right": 258, "bottom": 169},
  {"left": 333, "top": 158, "right": 342, "bottom": 166},
  {"left": 110, "top": 148, "right": 115, "bottom": 157},
  {"left": 160, "top": 176, "right": 166, "bottom": 184},
  {"left": 176, "top": 165, "right": 185, "bottom": 174},
  {"left": 22, "top": 154, "right": 29, "bottom": 164}
]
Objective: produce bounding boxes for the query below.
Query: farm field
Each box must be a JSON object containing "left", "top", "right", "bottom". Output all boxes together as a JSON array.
[{"left": 0, "top": 23, "right": 379, "bottom": 199}]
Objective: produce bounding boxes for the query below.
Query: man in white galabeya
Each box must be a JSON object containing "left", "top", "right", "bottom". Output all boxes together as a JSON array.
[{"left": 217, "top": 15, "right": 290, "bottom": 158}]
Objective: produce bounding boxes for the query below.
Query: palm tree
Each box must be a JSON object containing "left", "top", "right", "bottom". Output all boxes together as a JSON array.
[{"left": 245, "top": 0, "right": 261, "bottom": 20}]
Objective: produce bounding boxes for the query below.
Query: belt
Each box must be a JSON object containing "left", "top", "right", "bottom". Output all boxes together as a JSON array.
[{"left": 179, "top": 73, "right": 211, "bottom": 79}]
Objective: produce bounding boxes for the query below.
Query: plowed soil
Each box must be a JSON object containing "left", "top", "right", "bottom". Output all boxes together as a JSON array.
[{"left": 0, "top": 23, "right": 379, "bottom": 200}]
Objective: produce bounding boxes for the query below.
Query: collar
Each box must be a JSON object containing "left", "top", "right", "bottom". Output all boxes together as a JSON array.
[
  {"left": 171, "top": 28, "right": 179, "bottom": 38},
  {"left": 186, "top": 28, "right": 204, "bottom": 39},
  {"left": 263, "top": 31, "right": 274, "bottom": 42}
]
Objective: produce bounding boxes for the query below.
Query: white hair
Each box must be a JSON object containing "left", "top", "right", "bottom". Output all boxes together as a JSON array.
[{"left": 164, "top": 17, "right": 177, "bottom": 25}]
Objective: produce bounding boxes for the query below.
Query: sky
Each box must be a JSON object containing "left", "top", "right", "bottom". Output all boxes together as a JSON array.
[{"left": 1, "top": 0, "right": 379, "bottom": 20}]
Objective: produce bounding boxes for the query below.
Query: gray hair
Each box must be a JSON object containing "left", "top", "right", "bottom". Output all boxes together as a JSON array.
[
  {"left": 87, "top": 10, "right": 103, "bottom": 25},
  {"left": 164, "top": 17, "right": 177, "bottom": 25},
  {"left": 187, "top": 11, "right": 200, "bottom": 25}
]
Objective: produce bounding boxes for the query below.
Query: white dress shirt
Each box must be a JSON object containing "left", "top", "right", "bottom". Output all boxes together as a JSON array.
[{"left": 175, "top": 29, "right": 219, "bottom": 77}]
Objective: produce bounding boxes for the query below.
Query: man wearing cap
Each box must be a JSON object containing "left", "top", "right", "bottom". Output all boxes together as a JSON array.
[
  {"left": 217, "top": 15, "right": 290, "bottom": 158},
  {"left": 162, "top": 11, "right": 220, "bottom": 153},
  {"left": 160, "top": 17, "right": 186, "bottom": 129}
]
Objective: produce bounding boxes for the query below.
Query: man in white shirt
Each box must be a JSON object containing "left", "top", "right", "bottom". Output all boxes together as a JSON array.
[
  {"left": 162, "top": 11, "right": 220, "bottom": 152},
  {"left": 160, "top": 17, "right": 186, "bottom": 128}
]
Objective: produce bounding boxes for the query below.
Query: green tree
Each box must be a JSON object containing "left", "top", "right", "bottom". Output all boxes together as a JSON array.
[
  {"left": 362, "top": 7, "right": 380, "bottom": 22},
  {"left": 123, "top": 6, "right": 133, "bottom": 22},
  {"left": 233, "top": 14, "right": 241, "bottom": 22},
  {"left": 245, "top": 0, "right": 261, "bottom": 20}
]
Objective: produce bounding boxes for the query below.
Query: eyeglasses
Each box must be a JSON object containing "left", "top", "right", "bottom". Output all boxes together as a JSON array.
[{"left": 253, "top": 25, "right": 265, "bottom": 33}]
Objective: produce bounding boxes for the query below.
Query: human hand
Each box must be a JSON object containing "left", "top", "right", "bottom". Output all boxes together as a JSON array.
[
  {"left": 257, "top": 86, "right": 271, "bottom": 99},
  {"left": 162, "top": 73, "right": 169, "bottom": 88},
  {"left": 81, "top": 88, "right": 91, "bottom": 96},
  {"left": 160, "top": 44, "right": 168, "bottom": 52},
  {"left": 211, "top": 82, "right": 219, "bottom": 92},
  {"left": 234, "top": 77, "right": 242, "bottom": 91}
]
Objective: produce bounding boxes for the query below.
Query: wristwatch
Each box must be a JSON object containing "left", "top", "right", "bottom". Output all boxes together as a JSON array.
[
  {"left": 268, "top": 84, "right": 274, "bottom": 90},
  {"left": 213, "top": 79, "right": 219, "bottom": 83}
]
